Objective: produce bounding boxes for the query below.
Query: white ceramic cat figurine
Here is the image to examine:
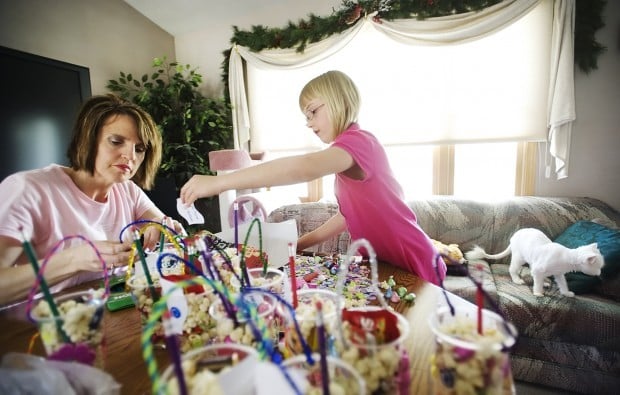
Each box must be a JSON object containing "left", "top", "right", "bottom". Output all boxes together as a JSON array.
[{"left": 465, "top": 228, "right": 604, "bottom": 297}]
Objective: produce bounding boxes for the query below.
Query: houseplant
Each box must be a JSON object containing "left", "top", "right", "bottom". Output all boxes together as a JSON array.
[{"left": 107, "top": 57, "right": 233, "bottom": 231}]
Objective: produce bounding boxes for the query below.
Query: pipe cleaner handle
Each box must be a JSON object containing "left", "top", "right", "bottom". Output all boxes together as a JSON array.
[
  {"left": 435, "top": 252, "right": 518, "bottom": 350},
  {"left": 464, "top": 266, "right": 519, "bottom": 350},
  {"left": 118, "top": 219, "right": 184, "bottom": 282},
  {"left": 141, "top": 276, "right": 226, "bottom": 395},
  {"left": 240, "top": 218, "right": 268, "bottom": 282},
  {"left": 240, "top": 287, "right": 315, "bottom": 365},
  {"left": 155, "top": 252, "right": 238, "bottom": 324},
  {"left": 335, "top": 238, "right": 389, "bottom": 350},
  {"left": 201, "top": 234, "right": 244, "bottom": 286},
  {"left": 336, "top": 238, "right": 388, "bottom": 308},
  {"left": 26, "top": 235, "right": 112, "bottom": 322}
]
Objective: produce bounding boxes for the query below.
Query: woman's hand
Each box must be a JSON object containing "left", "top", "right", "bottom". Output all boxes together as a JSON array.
[
  {"left": 180, "top": 175, "right": 220, "bottom": 206},
  {"left": 142, "top": 217, "right": 186, "bottom": 251},
  {"left": 61, "top": 240, "right": 134, "bottom": 272}
]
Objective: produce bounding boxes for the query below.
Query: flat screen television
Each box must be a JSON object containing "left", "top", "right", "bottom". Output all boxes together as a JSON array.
[{"left": 0, "top": 46, "right": 92, "bottom": 181}]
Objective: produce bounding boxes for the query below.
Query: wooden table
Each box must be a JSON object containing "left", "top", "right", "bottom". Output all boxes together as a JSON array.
[{"left": 0, "top": 262, "right": 510, "bottom": 394}]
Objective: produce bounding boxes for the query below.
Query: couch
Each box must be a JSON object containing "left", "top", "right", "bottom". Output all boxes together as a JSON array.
[{"left": 268, "top": 196, "right": 620, "bottom": 394}]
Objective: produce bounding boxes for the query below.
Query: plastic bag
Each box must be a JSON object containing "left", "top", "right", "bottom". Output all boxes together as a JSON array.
[{"left": 0, "top": 352, "right": 120, "bottom": 395}]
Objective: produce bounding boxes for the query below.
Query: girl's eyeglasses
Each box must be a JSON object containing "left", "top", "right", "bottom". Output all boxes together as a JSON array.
[{"left": 304, "top": 103, "right": 324, "bottom": 122}]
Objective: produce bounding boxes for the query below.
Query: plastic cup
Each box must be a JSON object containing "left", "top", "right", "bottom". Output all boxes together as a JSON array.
[
  {"left": 161, "top": 342, "right": 258, "bottom": 395},
  {"left": 127, "top": 274, "right": 216, "bottom": 351},
  {"left": 283, "top": 353, "right": 366, "bottom": 395},
  {"left": 208, "top": 289, "right": 279, "bottom": 346},
  {"left": 284, "top": 289, "right": 343, "bottom": 356},
  {"left": 428, "top": 306, "right": 517, "bottom": 395},
  {"left": 29, "top": 290, "right": 107, "bottom": 368},
  {"left": 231, "top": 267, "right": 286, "bottom": 296},
  {"left": 336, "top": 306, "right": 410, "bottom": 394}
]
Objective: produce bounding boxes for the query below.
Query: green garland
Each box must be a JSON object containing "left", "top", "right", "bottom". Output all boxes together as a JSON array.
[
  {"left": 221, "top": 0, "right": 607, "bottom": 90},
  {"left": 575, "top": 0, "right": 607, "bottom": 73}
]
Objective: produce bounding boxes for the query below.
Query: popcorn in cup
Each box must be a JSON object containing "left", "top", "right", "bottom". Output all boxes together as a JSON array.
[
  {"left": 284, "top": 289, "right": 343, "bottom": 356},
  {"left": 428, "top": 305, "right": 517, "bottom": 395},
  {"left": 161, "top": 342, "right": 259, "bottom": 395},
  {"left": 208, "top": 289, "right": 280, "bottom": 346},
  {"left": 283, "top": 353, "right": 367, "bottom": 395},
  {"left": 29, "top": 289, "right": 107, "bottom": 368},
  {"left": 336, "top": 306, "right": 410, "bottom": 394},
  {"left": 127, "top": 273, "right": 217, "bottom": 351}
]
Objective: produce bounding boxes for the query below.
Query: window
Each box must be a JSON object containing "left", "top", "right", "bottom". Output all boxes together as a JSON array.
[
  {"left": 239, "top": 1, "right": 551, "bottom": 201},
  {"left": 313, "top": 142, "right": 534, "bottom": 203}
]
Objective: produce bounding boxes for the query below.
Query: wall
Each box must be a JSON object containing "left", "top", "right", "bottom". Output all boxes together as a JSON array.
[
  {"left": 0, "top": 0, "right": 174, "bottom": 95},
  {"left": 536, "top": 0, "right": 620, "bottom": 212},
  {"left": 175, "top": 1, "right": 620, "bottom": 212},
  {"left": 173, "top": 0, "right": 341, "bottom": 96}
]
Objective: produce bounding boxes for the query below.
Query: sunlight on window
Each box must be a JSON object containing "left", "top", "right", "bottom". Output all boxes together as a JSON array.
[
  {"left": 264, "top": 150, "right": 314, "bottom": 200},
  {"left": 453, "top": 143, "right": 517, "bottom": 198},
  {"left": 386, "top": 145, "right": 434, "bottom": 199},
  {"left": 270, "top": 182, "right": 308, "bottom": 199},
  {"left": 317, "top": 145, "right": 433, "bottom": 202},
  {"left": 321, "top": 174, "right": 336, "bottom": 203}
]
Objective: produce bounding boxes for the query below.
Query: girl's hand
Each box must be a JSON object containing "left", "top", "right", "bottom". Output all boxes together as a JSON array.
[{"left": 180, "top": 175, "right": 219, "bottom": 206}]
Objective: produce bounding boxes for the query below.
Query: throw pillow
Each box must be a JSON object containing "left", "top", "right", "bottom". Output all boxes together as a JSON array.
[{"left": 554, "top": 220, "right": 620, "bottom": 294}]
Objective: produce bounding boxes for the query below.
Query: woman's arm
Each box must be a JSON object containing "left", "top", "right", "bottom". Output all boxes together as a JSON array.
[
  {"left": 0, "top": 236, "right": 133, "bottom": 305},
  {"left": 296, "top": 212, "right": 347, "bottom": 252}
]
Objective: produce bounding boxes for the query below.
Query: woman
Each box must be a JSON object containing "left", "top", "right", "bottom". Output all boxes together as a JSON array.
[
  {"left": 0, "top": 94, "right": 182, "bottom": 305},
  {"left": 180, "top": 71, "right": 445, "bottom": 285}
]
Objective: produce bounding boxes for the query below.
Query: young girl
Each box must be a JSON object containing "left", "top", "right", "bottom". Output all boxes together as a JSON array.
[{"left": 180, "top": 70, "right": 445, "bottom": 285}]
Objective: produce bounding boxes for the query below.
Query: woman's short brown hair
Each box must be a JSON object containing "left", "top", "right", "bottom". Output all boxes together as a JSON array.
[{"left": 67, "top": 94, "right": 162, "bottom": 190}]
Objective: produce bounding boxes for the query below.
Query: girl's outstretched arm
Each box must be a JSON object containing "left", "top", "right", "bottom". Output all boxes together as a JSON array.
[
  {"left": 180, "top": 146, "right": 354, "bottom": 206},
  {"left": 296, "top": 212, "right": 347, "bottom": 253}
]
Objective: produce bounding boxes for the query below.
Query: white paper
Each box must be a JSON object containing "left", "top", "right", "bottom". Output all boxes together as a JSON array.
[
  {"left": 176, "top": 198, "right": 205, "bottom": 225},
  {"left": 215, "top": 219, "right": 298, "bottom": 268},
  {"left": 217, "top": 354, "right": 258, "bottom": 395},
  {"left": 159, "top": 277, "right": 188, "bottom": 335},
  {"left": 254, "top": 361, "right": 307, "bottom": 395}
]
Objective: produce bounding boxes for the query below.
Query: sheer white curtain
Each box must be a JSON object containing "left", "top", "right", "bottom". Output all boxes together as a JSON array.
[{"left": 228, "top": 0, "right": 575, "bottom": 178}]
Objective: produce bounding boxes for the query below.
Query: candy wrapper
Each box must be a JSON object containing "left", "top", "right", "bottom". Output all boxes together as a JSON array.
[{"left": 340, "top": 308, "right": 400, "bottom": 346}]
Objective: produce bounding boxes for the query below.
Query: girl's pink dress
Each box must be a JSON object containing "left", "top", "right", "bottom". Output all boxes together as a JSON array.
[{"left": 333, "top": 123, "right": 446, "bottom": 285}]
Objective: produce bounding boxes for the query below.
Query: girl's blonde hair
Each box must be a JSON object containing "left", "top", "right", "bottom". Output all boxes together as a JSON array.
[{"left": 299, "top": 70, "right": 360, "bottom": 135}]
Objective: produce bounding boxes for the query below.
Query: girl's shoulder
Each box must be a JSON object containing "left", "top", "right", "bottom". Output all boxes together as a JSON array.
[{"left": 337, "top": 124, "right": 377, "bottom": 142}]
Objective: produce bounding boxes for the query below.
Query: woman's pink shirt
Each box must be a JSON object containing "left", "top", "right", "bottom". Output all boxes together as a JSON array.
[{"left": 0, "top": 164, "right": 156, "bottom": 289}]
